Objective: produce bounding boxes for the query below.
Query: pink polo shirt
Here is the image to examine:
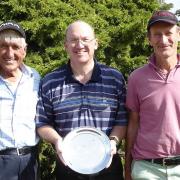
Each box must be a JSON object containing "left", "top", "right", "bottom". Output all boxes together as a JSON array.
[{"left": 126, "top": 54, "right": 180, "bottom": 159}]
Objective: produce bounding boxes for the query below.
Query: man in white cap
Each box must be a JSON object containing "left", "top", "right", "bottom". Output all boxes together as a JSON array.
[
  {"left": 125, "top": 10, "right": 180, "bottom": 179},
  {"left": 0, "top": 21, "right": 40, "bottom": 180}
]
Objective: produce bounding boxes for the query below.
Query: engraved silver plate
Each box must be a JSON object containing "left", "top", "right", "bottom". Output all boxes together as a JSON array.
[{"left": 62, "top": 127, "right": 111, "bottom": 174}]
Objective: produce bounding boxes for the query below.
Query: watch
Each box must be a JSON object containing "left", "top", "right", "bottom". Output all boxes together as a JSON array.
[{"left": 109, "top": 136, "right": 120, "bottom": 145}]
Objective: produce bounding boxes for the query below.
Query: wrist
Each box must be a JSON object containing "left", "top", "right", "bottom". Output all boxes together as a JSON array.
[
  {"left": 54, "top": 138, "right": 63, "bottom": 151},
  {"left": 109, "top": 136, "right": 120, "bottom": 146},
  {"left": 54, "top": 137, "right": 63, "bottom": 146}
]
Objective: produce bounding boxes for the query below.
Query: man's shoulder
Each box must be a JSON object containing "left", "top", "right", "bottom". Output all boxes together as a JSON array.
[
  {"left": 98, "top": 62, "right": 124, "bottom": 78},
  {"left": 41, "top": 64, "right": 67, "bottom": 84},
  {"left": 129, "top": 64, "right": 149, "bottom": 79},
  {"left": 22, "top": 64, "right": 40, "bottom": 80}
]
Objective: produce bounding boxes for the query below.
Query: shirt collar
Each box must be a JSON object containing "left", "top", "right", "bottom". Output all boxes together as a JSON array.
[
  {"left": 0, "top": 63, "right": 34, "bottom": 81},
  {"left": 149, "top": 53, "right": 180, "bottom": 69},
  {"left": 20, "top": 63, "right": 34, "bottom": 77},
  {"left": 65, "top": 60, "right": 102, "bottom": 83}
]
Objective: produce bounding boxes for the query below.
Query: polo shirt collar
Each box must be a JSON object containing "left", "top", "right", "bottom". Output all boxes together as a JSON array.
[
  {"left": 65, "top": 59, "right": 102, "bottom": 83},
  {"left": 148, "top": 54, "right": 158, "bottom": 70},
  {"left": 149, "top": 53, "right": 180, "bottom": 69}
]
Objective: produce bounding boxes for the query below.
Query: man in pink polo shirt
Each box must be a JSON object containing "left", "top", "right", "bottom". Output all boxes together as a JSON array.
[{"left": 125, "top": 10, "right": 180, "bottom": 179}]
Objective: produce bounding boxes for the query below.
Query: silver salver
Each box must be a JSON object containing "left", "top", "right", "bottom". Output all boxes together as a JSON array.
[{"left": 62, "top": 127, "right": 111, "bottom": 174}]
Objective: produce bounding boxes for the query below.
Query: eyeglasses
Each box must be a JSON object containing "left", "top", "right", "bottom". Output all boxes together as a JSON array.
[{"left": 67, "top": 38, "right": 95, "bottom": 46}]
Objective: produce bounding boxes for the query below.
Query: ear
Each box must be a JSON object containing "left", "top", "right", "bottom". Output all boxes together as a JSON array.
[
  {"left": 23, "top": 46, "right": 27, "bottom": 58},
  {"left": 94, "top": 38, "right": 98, "bottom": 50},
  {"left": 64, "top": 41, "right": 68, "bottom": 52},
  {"left": 147, "top": 34, "right": 153, "bottom": 46},
  {"left": 178, "top": 27, "right": 180, "bottom": 42}
]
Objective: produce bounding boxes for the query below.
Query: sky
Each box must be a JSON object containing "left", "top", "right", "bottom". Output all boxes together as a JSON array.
[
  {"left": 165, "top": 0, "right": 180, "bottom": 19},
  {"left": 165, "top": 0, "right": 179, "bottom": 13}
]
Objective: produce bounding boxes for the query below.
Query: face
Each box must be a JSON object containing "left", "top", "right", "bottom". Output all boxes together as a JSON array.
[
  {"left": 64, "top": 21, "right": 98, "bottom": 66},
  {"left": 148, "top": 22, "right": 180, "bottom": 59},
  {"left": 0, "top": 37, "right": 26, "bottom": 77}
]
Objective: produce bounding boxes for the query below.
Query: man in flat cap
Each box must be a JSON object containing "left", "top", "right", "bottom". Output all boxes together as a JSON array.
[
  {"left": 0, "top": 21, "right": 40, "bottom": 180},
  {"left": 125, "top": 10, "right": 180, "bottom": 179}
]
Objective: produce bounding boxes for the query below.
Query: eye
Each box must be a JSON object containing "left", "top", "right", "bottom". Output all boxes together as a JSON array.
[
  {"left": 0, "top": 43, "right": 8, "bottom": 49},
  {"left": 153, "top": 33, "right": 161, "bottom": 38},
  {"left": 12, "top": 45, "right": 22, "bottom": 50},
  {"left": 83, "top": 39, "right": 91, "bottom": 42},
  {"left": 165, "top": 32, "right": 173, "bottom": 36},
  {"left": 70, "top": 39, "right": 78, "bottom": 43}
]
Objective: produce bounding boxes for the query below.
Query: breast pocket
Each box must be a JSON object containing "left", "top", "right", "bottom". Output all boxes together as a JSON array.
[{"left": 89, "top": 97, "right": 118, "bottom": 112}]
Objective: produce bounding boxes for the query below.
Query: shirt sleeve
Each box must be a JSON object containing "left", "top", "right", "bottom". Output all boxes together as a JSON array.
[
  {"left": 115, "top": 74, "right": 128, "bottom": 126},
  {"left": 126, "top": 74, "right": 140, "bottom": 112},
  {"left": 35, "top": 80, "right": 54, "bottom": 128}
]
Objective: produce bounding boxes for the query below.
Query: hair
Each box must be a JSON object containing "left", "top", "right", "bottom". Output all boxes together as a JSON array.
[
  {"left": 65, "top": 20, "right": 95, "bottom": 41},
  {"left": 0, "top": 30, "right": 27, "bottom": 48}
]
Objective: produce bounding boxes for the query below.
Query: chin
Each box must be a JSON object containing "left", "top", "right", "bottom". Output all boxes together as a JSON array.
[
  {"left": 159, "top": 54, "right": 173, "bottom": 59},
  {"left": 157, "top": 50, "right": 174, "bottom": 58},
  {"left": 77, "top": 58, "right": 90, "bottom": 63}
]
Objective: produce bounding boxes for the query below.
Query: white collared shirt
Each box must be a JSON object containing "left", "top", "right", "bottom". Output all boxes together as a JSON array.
[{"left": 0, "top": 64, "right": 40, "bottom": 150}]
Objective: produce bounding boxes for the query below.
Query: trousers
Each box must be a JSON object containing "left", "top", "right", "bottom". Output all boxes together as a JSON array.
[
  {"left": 131, "top": 160, "right": 180, "bottom": 180},
  {"left": 55, "top": 154, "right": 124, "bottom": 180},
  {"left": 0, "top": 147, "right": 39, "bottom": 180}
]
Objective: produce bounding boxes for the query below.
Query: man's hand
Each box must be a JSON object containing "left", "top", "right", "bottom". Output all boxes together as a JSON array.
[
  {"left": 106, "top": 139, "right": 117, "bottom": 168},
  {"left": 55, "top": 138, "right": 67, "bottom": 166},
  {"left": 125, "top": 171, "right": 132, "bottom": 180}
]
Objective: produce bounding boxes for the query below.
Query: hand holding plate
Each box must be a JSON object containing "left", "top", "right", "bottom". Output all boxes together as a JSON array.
[
  {"left": 55, "top": 138, "right": 67, "bottom": 166},
  {"left": 106, "top": 139, "right": 117, "bottom": 168}
]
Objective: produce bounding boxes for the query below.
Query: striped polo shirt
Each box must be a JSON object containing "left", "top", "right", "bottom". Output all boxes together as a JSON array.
[{"left": 36, "top": 61, "right": 127, "bottom": 137}]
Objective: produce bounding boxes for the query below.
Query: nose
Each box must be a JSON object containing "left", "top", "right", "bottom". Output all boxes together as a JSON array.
[
  {"left": 76, "top": 40, "right": 85, "bottom": 47},
  {"left": 5, "top": 46, "right": 14, "bottom": 58},
  {"left": 160, "top": 34, "right": 168, "bottom": 44}
]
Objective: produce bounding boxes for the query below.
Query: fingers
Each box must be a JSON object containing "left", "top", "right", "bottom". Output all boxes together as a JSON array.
[
  {"left": 55, "top": 138, "right": 67, "bottom": 166},
  {"left": 57, "top": 151, "right": 67, "bottom": 166},
  {"left": 110, "top": 139, "right": 117, "bottom": 155},
  {"left": 106, "top": 140, "right": 117, "bottom": 168}
]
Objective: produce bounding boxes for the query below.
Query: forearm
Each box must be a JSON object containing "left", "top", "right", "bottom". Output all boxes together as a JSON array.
[
  {"left": 110, "top": 125, "right": 127, "bottom": 142},
  {"left": 37, "top": 125, "right": 67, "bottom": 164},
  {"left": 108, "top": 125, "right": 127, "bottom": 156},
  {"left": 37, "top": 125, "right": 63, "bottom": 145},
  {"left": 125, "top": 111, "right": 139, "bottom": 179},
  {"left": 125, "top": 134, "right": 134, "bottom": 177}
]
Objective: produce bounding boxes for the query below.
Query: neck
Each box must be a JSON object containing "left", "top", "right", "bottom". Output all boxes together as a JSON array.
[
  {"left": 0, "top": 68, "right": 22, "bottom": 83},
  {"left": 155, "top": 54, "right": 178, "bottom": 73},
  {"left": 71, "top": 60, "right": 94, "bottom": 84}
]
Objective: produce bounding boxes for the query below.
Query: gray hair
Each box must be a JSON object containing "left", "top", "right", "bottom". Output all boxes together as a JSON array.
[{"left": 0, "top": 30, "right": 27, "bottom": 48}]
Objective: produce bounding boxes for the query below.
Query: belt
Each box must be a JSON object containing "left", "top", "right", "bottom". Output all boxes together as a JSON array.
[
  {"left": 144, "top": 157, "right": 180, "bottom": 166},
  {"left": 0, "top": 146, "right": 37, "bottom": 156}
]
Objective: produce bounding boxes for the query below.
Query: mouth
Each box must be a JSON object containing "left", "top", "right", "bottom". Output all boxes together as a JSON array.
[
  {"left": 75, "top": 50, "right": 87, "bottom": 55},
  {"left": 4, "top": 59, "right": 15, "bottom": 64},
  {"left": 159, "top": 45, "right": 170, "bottom": 49}
]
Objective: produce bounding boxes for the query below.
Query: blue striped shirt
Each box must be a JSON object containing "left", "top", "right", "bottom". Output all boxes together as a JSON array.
[
  {"left": 36, "top": 61, "right": 127, "bottom": 137},
  {"left": 0, "top": 64, "right": 40, "bottom": 150}
]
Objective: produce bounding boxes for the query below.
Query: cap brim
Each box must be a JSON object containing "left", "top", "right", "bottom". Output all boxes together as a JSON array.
[
  {"left": 148, "top": 19, "right": 177, "bottom": 30},
  {"left": 0, "top": 26, "right": 26, "bottom": 38}
]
